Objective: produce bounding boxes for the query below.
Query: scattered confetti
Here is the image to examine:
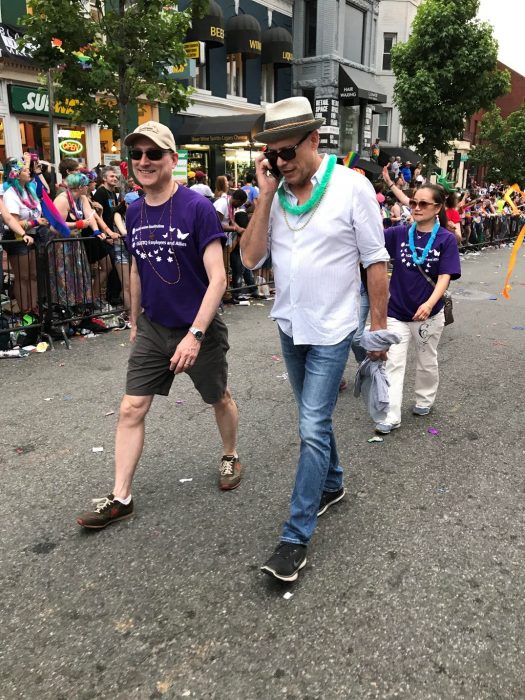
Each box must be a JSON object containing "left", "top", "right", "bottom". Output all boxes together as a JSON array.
[
  {"left": 512, "top": 326, "right": 525, "bottom": 330},
  {"left": 15, "top": 447, "right": 24, "bottom": 455},
  {"left": 271, "top": 355, "right": 281, "bottom": 361},
  {"left": 283, "top": 591, "right": 294, "bottom": 600},
  {"left": 44, "top": 397, "right": 53, "bottom": 401},
  {"left": 276, "top": 372, "right": 289, "bottom": 380},
  {"left": 427, "top": 428, "right": 441, "bottom": 436},
  {"left": 179, "top": 478, "right": 193, "bottom": 483},
  {"left": 105, "top": 411, "right": 115, "bottom": 416},
  {"left": 175, "top": 400, "right": 184, "bottom": 405},
  {"left": 487, "top": 296, "right": 498, "bottom": 301},
  {"left": 92, "top": 446, "right": 104, "bottom": 453},
  {"left": 367, "top": 436, "right": 384, "bottom": 443}
]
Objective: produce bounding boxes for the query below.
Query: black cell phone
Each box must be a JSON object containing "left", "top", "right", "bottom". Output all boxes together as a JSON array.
[{"left": 269, "top": 162, "right": 281, "bottom": 179}]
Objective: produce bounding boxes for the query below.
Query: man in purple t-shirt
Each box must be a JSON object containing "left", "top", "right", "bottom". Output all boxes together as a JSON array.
[{"left": 77, "top": 121, "right": 242, "bottom": 530}]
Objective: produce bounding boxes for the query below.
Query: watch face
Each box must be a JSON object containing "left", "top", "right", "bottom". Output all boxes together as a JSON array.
[{"left": 192, "top": 329, "right": 204, "bottom": 340}]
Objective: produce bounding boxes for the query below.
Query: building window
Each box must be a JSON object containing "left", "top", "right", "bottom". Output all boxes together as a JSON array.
[
  {"left": 378, "top": 109, "right": 391, "bottom": 142},
  {"left": 227, "top": 53, "right": 245, "bottom": 97},
  {"left": 304, "top": 0, "right": 317, "bottom": 58},
  {"left": 262, "top": 64, "right": 275, "bottom": 103},
  {"left": 382, "top": 33, "right": 397, "bottom": 71},
  {"left": 343, "top": 3, "right": 366, "bottom": 65}
]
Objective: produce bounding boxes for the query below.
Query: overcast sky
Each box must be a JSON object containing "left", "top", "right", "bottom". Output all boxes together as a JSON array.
[{"left": 477, "top": 0, "right": 524, "bottom": 75}]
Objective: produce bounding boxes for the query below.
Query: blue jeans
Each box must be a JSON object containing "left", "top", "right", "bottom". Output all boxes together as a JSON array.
[
  {"left": 279, "top": 327, "right": 354, "bottom": 545},
  {"left": 351, "top": 284, "right": 370, "bottom": 364}
]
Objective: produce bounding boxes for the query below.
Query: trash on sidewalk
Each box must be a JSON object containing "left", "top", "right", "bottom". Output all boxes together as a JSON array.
[
  {"left": 92, "top": 446, "right": 104, "bottom": 453},
  {"left": 238, "top": 300, "right": 250, "bottom": 306},
  {"left": 0, "top": 348, "right": 30, "bottom": 358},
  {"left": 283, "top": 591, "right": 294, "bottom": 600},
  {"left": 368, "top": 436, "right": 384, "bottom": 443},
  {"left": 427, "top": 428, "right": 441, "bottom": 436},
  {"left": 105, "top": 411, "right": 115, "bottom": 416},
  {"left": 35, "top": 342, "right": 49, "bottom": 352},
  {"left": 179, "top": 478, "right": 193, "bottom": 483},
  {"left": 271, "top": 355, "right": 281, "bottom": 361}
]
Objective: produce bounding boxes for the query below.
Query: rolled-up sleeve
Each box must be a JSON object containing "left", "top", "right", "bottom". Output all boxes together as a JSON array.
[{"left": 351, "top": 178, "right": 390, "bottom": 268}]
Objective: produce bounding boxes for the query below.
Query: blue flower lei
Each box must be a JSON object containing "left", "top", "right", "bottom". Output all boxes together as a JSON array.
[{"left": 408, "top": 221, "right": 440, "bottom": 264}]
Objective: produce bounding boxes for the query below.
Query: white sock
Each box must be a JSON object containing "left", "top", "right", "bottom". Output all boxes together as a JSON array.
[{"left": 114, "top": 494, "right": 131, "bottom": 505}]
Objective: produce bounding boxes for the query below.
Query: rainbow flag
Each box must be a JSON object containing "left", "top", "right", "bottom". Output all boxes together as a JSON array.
[
  {"left": 41, "top": 190, "right": 70, "bottom": 238},
  {"left": 342, "top": 151, "right": 359, "bottom": 168}
]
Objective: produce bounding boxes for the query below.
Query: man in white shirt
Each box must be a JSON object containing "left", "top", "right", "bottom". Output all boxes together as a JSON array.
[
  {"left": 241, "top": 97, "right": 390, "bottom": 582},
  {"left": 189, "top": 170, "right": 213, "bottom": 200}
]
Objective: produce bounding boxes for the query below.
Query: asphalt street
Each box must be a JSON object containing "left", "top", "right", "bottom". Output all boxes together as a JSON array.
[{"left": 1, "top": 245, "right": 525, "bottom": 700}]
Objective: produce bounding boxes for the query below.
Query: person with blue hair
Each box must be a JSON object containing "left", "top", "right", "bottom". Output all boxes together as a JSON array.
[
  {"left": 2, "top": 157, "right": 49, "bottom": 315},
  {"left": 53, "top": 172, "right": 114, "bottom": 308}
]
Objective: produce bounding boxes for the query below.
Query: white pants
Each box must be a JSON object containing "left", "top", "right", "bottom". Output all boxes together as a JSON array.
[{"left": 385, "top": 311, "right": 446, "bottom": 425}]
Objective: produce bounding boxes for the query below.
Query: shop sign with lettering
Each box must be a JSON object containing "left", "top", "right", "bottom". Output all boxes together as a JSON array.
[
  {"left": 8, "top": 85, "right": 79, "bottom": 118},
  {"left": 58, "top": 139, "right": 84, "bottom": 156},
  {"left": 184, "top": 41, "right": 200, "bottom": 59},
  {"left": 316, "top": 98, "right": 340, "bottom": 150},
  {"left": 165, "top": 59, "right": 196, "bottom": 80}
]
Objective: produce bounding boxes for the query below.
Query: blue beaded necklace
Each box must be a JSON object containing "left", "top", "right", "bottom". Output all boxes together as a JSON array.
[{"left": 408, "top": 220, "right": 440, "bottom": 264}]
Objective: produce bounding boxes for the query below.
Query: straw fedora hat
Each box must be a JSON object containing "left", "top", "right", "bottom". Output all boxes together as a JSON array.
[{"left": 255, "top": 96, "right": 325, "bottom": 144}]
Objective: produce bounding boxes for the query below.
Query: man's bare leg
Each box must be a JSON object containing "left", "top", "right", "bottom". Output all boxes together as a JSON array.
[{"left": 113, "top": 394, "right": 154, "bottom": 499}]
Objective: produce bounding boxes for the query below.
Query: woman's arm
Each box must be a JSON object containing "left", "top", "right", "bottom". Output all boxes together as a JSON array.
[
  {"left": 113, "top": 211, "right": 127, "bottom": 238},
  {"left": 0, "top": 199, "right": 29, "bottom": 240},
  {"left": 413, "top": 274, "right": 451, "bottom": 321},
  {"left": 382, "top": 166, "right": 410, "bottom": 206}
]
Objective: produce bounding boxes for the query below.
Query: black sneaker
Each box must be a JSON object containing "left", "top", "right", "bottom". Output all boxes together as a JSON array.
[
  {"left": 317, "top": 486, "right": 346, "bottom": 517},
  {"left": 260, "top": 542, "right": 307, "bottom": 582},
  {"left": 76, "top": 494, "right": 134, "bottom": 529}
]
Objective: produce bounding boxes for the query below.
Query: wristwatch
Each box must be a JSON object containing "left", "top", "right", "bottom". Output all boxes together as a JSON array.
[{"left": 189, "top": 326, "right": 205, "bottom": 341}]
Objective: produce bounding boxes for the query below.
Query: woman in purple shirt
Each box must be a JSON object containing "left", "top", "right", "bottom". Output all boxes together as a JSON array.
[{"left": 376, "top": 184, "right": 461, "bottom": 434}]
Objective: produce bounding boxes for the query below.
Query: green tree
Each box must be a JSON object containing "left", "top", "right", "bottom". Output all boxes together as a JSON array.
[
  {"left": 20, "top": 0, "right": 208, "bottom": 140},
  {"left": 391, "top": 0, "right": 510, "bottom": 170},
  {"left": 470, "top": 105, "right": 525, "bottom": 187}
]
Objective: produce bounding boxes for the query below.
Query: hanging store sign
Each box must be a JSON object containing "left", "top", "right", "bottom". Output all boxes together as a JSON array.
[
  {"left": 184, "top": 41, "right": 200, "bottom": 59},
  {"left": 166, "top": 59, "right": 196, "bottom": 80},
  {"left": 0, "top": 23, "right": 34, "bottom": 64},
  {"left": 8, "top": 85, "right": 79, "bottom": 118},
  {"left": 315, "top": 98, "right": 340, "bottom": 150}
]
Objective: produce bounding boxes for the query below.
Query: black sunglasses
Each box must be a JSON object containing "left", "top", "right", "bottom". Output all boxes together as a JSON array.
[
  {"left": 129, "top": 148, "right": 172, "bottom": 161},
  {"left": 264, "top": 131, "right": 312, "bottom": 165}
]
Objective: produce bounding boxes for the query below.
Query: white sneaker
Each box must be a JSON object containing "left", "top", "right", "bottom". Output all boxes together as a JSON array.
[{"left": 375, "top": 422, "right": 401, "bottom": 435}]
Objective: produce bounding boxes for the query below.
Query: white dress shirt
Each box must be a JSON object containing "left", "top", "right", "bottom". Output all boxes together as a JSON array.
[{"left": 265, "top": 155, "right": 390, "bottom": 345}]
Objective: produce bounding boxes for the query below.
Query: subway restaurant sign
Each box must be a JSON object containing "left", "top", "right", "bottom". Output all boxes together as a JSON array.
[{"left": 8, "top": 85, "right": 79, "bottom": 118}]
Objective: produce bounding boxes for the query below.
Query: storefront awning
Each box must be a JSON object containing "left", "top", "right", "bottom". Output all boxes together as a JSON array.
[
  {"left": 380, "top": 145, "right": 422, "bottom": 163},
  {"left": 262, "top": 27, "right": 293, "bottom": 65},
  {"left": 174, "top": 113, "right": 265, "bottom": 145},
  {"left": 225, "top": 14, "right": 262, "bottom": 58},
  {"left": 185, "top": 0, "right": 224, "bottom": 48},
  {"left": 0, "top": 23, "right": 34, "bottom": 64},
  {"left": 338, "top": 65, "right": 387, "bottom": 104}
]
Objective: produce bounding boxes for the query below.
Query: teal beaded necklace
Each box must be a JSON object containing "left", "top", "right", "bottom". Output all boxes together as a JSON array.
[
  {"left": 278, "top": 154, "right": 337, "bottom": 216},
  {"left": 408, "top": 220, "right": 440, "bottom": 264}
]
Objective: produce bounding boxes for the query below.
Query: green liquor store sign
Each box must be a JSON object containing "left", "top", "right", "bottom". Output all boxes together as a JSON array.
[{"left": 8, "top": 85, "right": 79, "bottom": 119}]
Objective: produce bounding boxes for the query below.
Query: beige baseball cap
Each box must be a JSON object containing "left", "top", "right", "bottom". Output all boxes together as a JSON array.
[{"left": 124, "top": 121, "right": 176, "bottom": 151}]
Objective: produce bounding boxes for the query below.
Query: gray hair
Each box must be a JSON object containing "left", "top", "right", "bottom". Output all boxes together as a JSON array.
[{"left": 101, "top": 165, "right": 119, "bottom": 181}]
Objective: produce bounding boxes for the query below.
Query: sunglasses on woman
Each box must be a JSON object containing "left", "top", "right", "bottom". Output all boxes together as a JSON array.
[
  {"left": 129, "top": 148, "right": 172, "bottom": 161},
  {"left": 409, "top": 198, "right": 438, "bottom": 210},
  {"left": 264, "top": 131, "right": 312, "bottom": 165}
]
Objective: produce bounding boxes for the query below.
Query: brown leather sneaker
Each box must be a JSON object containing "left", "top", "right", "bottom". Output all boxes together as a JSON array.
[
  {"left": 76, "top": 494, "right": 134, "bottom": 529},
  {"left": 219, "top": 454, "right": 242, "bottom": 490}
]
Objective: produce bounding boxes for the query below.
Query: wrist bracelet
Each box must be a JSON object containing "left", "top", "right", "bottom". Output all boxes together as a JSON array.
[
  {"left": 75, "top": 220, "right": 85, "bottom": 230},
  {"left": 92, "top": 229, "right": 102, "bottom": 237}
]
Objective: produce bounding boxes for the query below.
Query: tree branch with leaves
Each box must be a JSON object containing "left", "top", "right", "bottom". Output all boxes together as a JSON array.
[
  {"left": 391, "top": 0, "right": 510, "bottom": 171},
  {"left": 21, "top": 0, "right": 209, "bottom": 140}
]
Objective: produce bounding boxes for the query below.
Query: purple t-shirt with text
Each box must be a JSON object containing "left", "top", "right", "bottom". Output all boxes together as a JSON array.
[
  {"left": 126, "top": 186, "right": 225, "bottom": 328},
  {"left": 385, "top": 224, "right": 461, "bottom": 321}
]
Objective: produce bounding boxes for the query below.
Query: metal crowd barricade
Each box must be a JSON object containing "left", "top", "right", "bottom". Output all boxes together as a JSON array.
[
  {"left": 460, "top": 214, "right": 523, "bottom": 251},
  {"left": 222, "top": 244, "right": 274, "bottom": 301},
  {"left": 1, "top": 232, "right": 129, "bottom": 351}
]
